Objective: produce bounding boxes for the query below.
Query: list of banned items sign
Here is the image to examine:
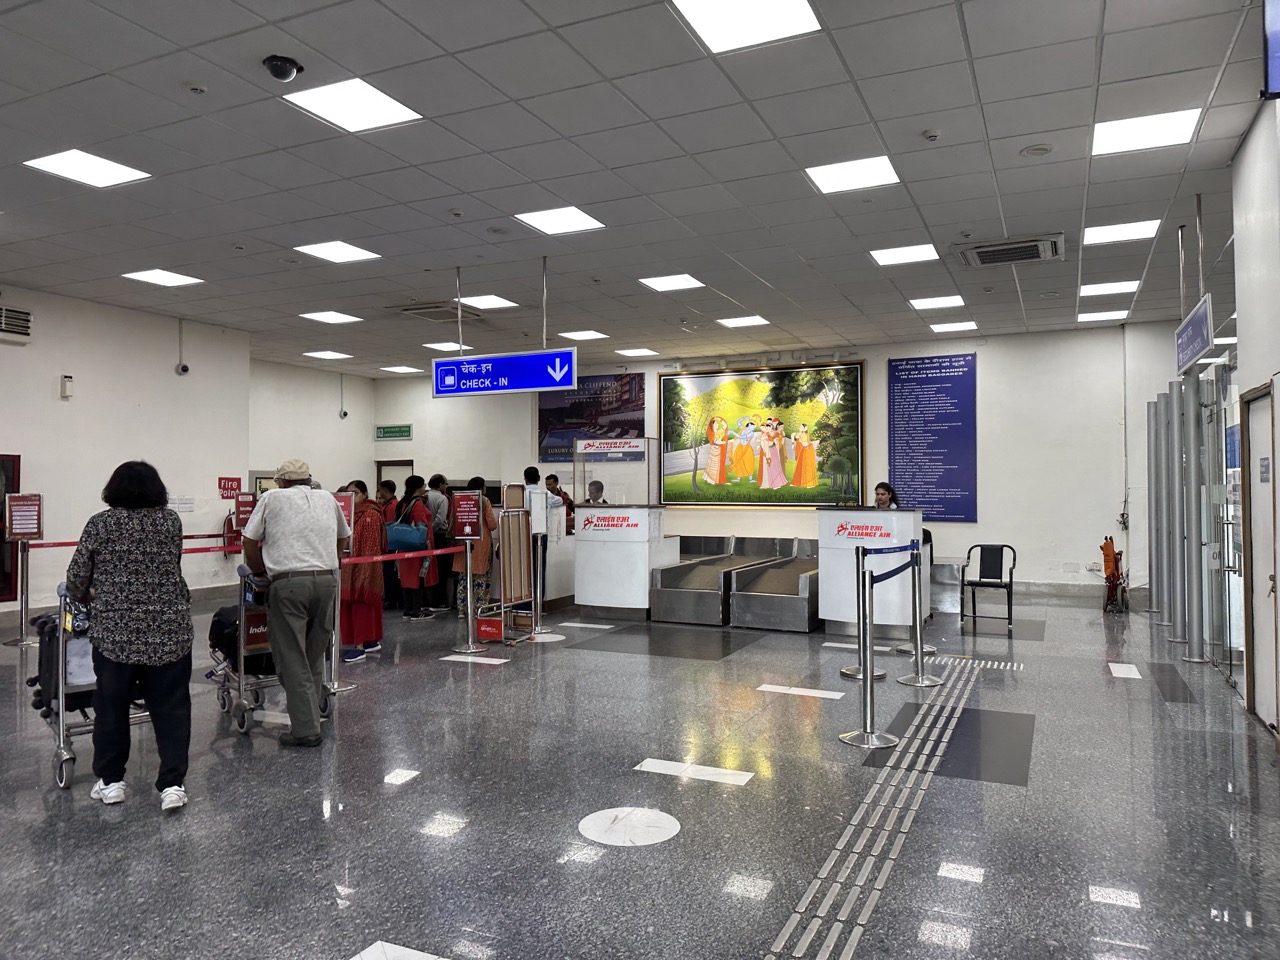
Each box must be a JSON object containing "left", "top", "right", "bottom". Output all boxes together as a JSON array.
[{"left": 888, "top": 354, "right": 977, "bottom": 523}]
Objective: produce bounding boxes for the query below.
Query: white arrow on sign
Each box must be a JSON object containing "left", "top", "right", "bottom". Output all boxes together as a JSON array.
[{"left": 547, "top": 357, "right": 569, "bottom": 382}]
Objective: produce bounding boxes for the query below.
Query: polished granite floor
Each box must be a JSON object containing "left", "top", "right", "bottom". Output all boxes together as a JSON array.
[{"left": 1, "top": 596, "right": 1278, "bottom": 960}]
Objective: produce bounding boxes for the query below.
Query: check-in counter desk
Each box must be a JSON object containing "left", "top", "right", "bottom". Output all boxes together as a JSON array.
[
  {"left": 818, "top": 508, "right": 930, "bottom": 636},
  {"left": 574, "top": 505, "right": 680, "bottom": 619}
]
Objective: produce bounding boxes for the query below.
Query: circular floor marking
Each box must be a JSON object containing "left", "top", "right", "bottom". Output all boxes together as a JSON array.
[
  {"left": 528, "top": 633, "right": 566, "bottom": 643},
  {"left": 578, "top": 807, "right": 681, "bottom": 847}
]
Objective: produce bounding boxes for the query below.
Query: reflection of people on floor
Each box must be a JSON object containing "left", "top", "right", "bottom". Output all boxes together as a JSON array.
[
  {"left": 702, "top": 416, "right": 729, "bottom": 485},
  {"left": 791, "top": 423, "right": 818, "bottom": 488},
  {"left": 730, "top": 417, "right": 757, "bottom": 482},
  {"left": 758, "top": 418, "right": 789, "bottom": 490}
]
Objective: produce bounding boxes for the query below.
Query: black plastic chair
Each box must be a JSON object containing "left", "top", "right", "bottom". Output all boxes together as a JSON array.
[{"left": 960, "top": 544, "right": 1017, "bottom": 627}]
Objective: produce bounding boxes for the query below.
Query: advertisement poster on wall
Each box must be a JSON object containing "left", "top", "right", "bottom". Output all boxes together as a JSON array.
[
  {"left": 888, "top": 353, "right": 977, "bottom": 522},
  {"left": 659, "top": 363, "right": 864, "bottom": 506},
  {"left": 538, "top": 373, "right": 645, "bottom": 463}
]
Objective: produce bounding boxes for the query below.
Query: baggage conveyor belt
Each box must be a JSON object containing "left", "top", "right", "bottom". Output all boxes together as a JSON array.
[
  {"left": 650, "top": 538, "right": 796, "bottom": 626},
  {"left": 730, "top": 555, "right": 820, "bottom": 633}
]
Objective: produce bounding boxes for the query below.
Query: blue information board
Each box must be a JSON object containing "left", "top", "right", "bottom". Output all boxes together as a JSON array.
[
  {"left": 1175, "top": 294, "right": 1213, "bottom": 374},
  {"left": 888, "top": 353, "right": 977, "bottom": 523},
  {"left": 432, "top": 347, "right": 577, "bottom": 398}
]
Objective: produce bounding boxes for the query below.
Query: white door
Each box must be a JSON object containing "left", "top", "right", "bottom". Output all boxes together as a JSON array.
[{"left": 1248, "top": 395, "right": 1277, "bottom": 730}]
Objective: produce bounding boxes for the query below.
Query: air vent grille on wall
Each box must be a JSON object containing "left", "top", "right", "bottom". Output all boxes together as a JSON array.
[
  {"left": 952, "top": 233, "right": 1066, "bottom": 268},
  {"left": 0, "top": 306, "right": 33, "bottom": 346},
  {"left": 398, "top": 302, "right": 484, "bottom": 324}
]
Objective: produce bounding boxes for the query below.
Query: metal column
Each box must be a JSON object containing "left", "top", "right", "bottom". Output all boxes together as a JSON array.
[
  {"left": 1168, "top": 379, "right": 1188, "bottom": 642},
  {"left": 1182, "top": 373, "right": 1210, "bottom": 663},
  {"left": 1145, "top": 400, "right": 1161, "bottom": 613},
  {"left": 1155, "top": 393, "right": 1173, "bottom": 625}
]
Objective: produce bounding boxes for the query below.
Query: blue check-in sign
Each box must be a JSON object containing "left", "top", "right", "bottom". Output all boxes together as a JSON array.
[
  {"left": 432, "top": 347, "right": 577, "bottom": 398},
  {"left": 1175, "top": 293, "right": 1213, "bottom": 375}
]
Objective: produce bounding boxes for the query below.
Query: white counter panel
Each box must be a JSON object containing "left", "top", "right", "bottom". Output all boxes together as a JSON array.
[{"left": 819, "top": 509, "right": 924, "bottom": 627}]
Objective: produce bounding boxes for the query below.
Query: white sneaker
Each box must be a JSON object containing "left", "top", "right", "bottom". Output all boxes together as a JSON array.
[
  {"left": 91, "top": 779, "right": 126, "bottom": 805},
  {"left": 160, "top": 786, "right": 188, "bottom": 812}
]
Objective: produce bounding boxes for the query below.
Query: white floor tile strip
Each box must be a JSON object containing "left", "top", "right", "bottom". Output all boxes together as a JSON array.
[
  {"left": 557, "top": 621, "right": 615, "bottom": 629},
  {"left": 349, "top": 941, "right": 447, "bottom": 960},
  {"left": 758, "top": 683, "right": 845, "bottom": 700},
  {"left": 635, "top": 757, "right": 754, "bottom": 785},
  {"left": 439, "top": 655, "right": 509, "bottom": 664},
  {"left": 1108, "top": 662, "right": 1143, "bottom": 679}
]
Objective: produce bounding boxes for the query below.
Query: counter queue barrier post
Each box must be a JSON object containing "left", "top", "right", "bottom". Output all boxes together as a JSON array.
[
  {"left": 840, "top": 543, "right": 921, "bottom": 750},
  {"left": 452, "top": 540, "right": 484, "bottom": 655},
  {"left": 896, "top": 542, "right": 944, "bottom": 689},
  {"left": 4, "top": 541, "right": 32, "bottom": 647}
]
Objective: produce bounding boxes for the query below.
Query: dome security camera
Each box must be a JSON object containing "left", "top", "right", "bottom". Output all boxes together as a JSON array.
[
  {"left": 175, "top": 363, "right": 190, "bottom": 376},
  {"left": 263, "top": 55, "right": 303, "bottom": 82},
  {"left": 340, "top": 409, "right": 349, "bottom": 419}
]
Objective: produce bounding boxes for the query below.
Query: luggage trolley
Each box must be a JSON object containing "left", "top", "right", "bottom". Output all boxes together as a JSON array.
[
  {"left": 27, "top": 583, "right": 151, "bottom": 789},
  {"left": 1101, "top": 536, "right": 1130, "bottom": 613},
  {"left": 209, "top": 565, "right": 332, "bottom": 734}
]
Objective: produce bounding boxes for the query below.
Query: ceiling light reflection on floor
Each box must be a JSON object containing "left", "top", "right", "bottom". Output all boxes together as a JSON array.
[
  {"left": 556, "top": 844, "right": 604, "bottom": 864},
  {"left": 938, "top": 862, "right": 985, "bottom": 883},
  {"left": 383, "top": 768, "right": 420, "bottom": 785},
  {"left": 420, "top": 813, "right": 468, "bottom": 837},
  {"left": 723, "top": 874, "right": 774, "bottom": 899},
  {"left": 918, "top": 920, "right": 973, "bottom": 950},
  {"left": 1089, "top": 885, "right": 1142, "bottom": 908}
]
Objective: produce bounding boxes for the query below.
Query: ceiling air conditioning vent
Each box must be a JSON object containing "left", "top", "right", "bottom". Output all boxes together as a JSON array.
[
  {"left": 952, "top": 233, "right": 1065, "bottom": 268},
  {"left": 0, "top": 306, "right": 33, "bottom": 346},
  {"left": 398, "top": 302, "right": 484, "bottom": 324}
]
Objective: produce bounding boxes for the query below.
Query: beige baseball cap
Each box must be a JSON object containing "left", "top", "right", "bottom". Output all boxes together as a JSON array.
[{"left": 275, "top": 458, "right": 311, "bottom": 481}]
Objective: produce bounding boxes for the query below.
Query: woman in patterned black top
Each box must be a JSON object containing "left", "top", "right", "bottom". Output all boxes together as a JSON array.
[{"left": 66, "top": 461, "right": 194, "bottom": 812}]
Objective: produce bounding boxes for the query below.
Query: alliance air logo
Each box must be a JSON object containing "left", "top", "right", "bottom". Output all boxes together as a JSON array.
[
  {"left": 835, "top": 521, "right": 891, "bottom": 539},
  {"left": 581, "top": 515, "right": 639, "bottom": 530}
]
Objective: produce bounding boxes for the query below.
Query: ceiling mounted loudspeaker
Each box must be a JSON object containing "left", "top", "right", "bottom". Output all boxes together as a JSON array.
[
  {"left": 951, "top": 233, "right": 1066, "bottom": 269},
  {"left": 0, "top": 306, "right": 33, "bottom": 346},
  {"left": 397, "top": 302, "right": 484, "bottom": 324}
]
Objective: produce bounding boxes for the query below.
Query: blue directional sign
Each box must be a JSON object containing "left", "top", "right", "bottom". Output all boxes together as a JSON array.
[
  {"left": 1175, "top": 293, "right": 1213, "bottom": 374},
  {"left": 432, "top": 346, "right": 577, "bottom": 398}
]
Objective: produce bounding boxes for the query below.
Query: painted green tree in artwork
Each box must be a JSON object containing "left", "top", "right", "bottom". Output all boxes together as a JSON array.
[
  {"left": 662, "top": 380, "right": 689, "bottom": 453},
  {"left": 810, "top": 367, "right": 861, "bottom": 498},
  {"left": 666, "top": 379, "right": 722, "bottom": 493}
]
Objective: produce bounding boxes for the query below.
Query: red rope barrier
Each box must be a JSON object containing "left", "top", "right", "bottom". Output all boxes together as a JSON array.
[
  {"left": 341, "top": 545, "right": 465, "bottom": 565},
  {"left": 183, "top": 545, "right": 242, "bottom": 555},
  {"left": 28, "top": 541, "right": 79, "bottom": 549},
  {"left": 29, "top": 541, "right": 241, "bottom": 555}
]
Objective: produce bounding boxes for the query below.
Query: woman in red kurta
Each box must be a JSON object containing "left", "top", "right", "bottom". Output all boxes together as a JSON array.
[
  {"left": 341, "top": 480, "right": 386, "bottom": 661},
  {"left": 394, "top": 475, "right": 438, "bottom": 621}
]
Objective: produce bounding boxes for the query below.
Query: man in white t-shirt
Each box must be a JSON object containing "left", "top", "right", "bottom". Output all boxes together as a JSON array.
[
  {"left": 243, "top": 458, "right": 351, "bottom": 748},
  {"left": 522, "top": 466, "right": 563, "bottom": 602}
]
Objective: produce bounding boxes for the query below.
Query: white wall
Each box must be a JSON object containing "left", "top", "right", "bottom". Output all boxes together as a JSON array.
[
  {"left": 0, "top": 288, "right": 251, "bottom": 611},
  {"left": 1233, "top": 99, "right": 1280, "bottom": 392},
  {"left": 249, "top": 359, "right": 375, "bottom": 491},
  {"left": 630, "top": 325, "right": 1172, "bottom": 586}
]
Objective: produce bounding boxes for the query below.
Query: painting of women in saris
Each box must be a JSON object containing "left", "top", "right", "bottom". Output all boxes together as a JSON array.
[{"left": 660, "top": 363, "right": 863, "bottom": 506}]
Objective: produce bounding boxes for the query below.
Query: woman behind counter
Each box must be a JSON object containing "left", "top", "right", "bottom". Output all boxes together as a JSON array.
[
  {"left": 874, "top": 482, "right": 900, "bottom": 510},
  {"left": 66, "top": 460, "right": 193, "bottom": 813}
]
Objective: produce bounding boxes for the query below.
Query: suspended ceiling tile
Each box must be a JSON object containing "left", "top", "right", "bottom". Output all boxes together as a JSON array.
[
  {"left": 963, "top": 0, "right": 1102, "bottom": 58},
  {"left": 858, "top": 61, "right": 976, "bottom": 119},
  {"left": 437, "top": 102, "right": 561, "bottom": 152},
  {"left": 834, "top": 6, "right": 966, "bottom": 80},
  {"left": 280, "top": 0, "right": 442, "bottom": 74},
  {"left": 981, "top": 88, "right": 1097, "bottom": 140},
  {"left": 458, "top": 31, "right": 602, "bottom": 99},
  {"left": 660, "top": 103, "right": 774, "bottom": 154},
  {"left": 1103, "top": 0, "right": 1245, "bottom": 34},
  {"left": 753, "top": 83, "right": 869, "bottom": 139},
  {"left": 878, "top": 106, "right": 987, "bottom": 154},
  {"left": 575, "top": 123, "right": 685, "bottom": 167},
  {"left": 974, "top": 38, "right": 1097, "bottom": 103},
  {"left": 1099, "top": 13, "right": 1242, "bottom": 85},
  {"left": 559, "top": 4, "right": 703, "bottom": 79},
  {"left": 379, "top": 0, "right": 545, "bottom": 51},
  {"left": 2, "top": 0, "right": 175, "bottom": 71},
  {"left": 718, "top": 33, "right": 850, "bottom": 99},
  {"left": 1095, "top": 67, "right": 1220, "bottom": 123}
]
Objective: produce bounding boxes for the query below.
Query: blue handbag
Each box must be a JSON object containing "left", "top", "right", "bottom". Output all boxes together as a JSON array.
[{"left": 387, "top": 498, "right": 428, "bottom": 552}]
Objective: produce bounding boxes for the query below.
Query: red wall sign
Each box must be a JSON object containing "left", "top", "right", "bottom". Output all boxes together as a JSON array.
[
  {"left": 335, "top": 492, "right": 355, "bottom": 531},
  {"left": 452, "top": 491, "right": 483, "bottom": 541},
  {"left": 218, "top": 476, "right": 242, "bottom": 500},
  {"left": 4, "top": 493, "right": 43, "bottom": 541}
]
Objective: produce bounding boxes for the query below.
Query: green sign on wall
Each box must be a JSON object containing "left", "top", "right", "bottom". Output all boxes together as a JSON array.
[{"left": 376, "top": 424, "right": 412, "bottom": 441}]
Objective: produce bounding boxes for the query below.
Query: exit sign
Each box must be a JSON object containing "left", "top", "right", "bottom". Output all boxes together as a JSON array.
[{"left": 376, "top": 424, "right": 412, "bottom": 441}]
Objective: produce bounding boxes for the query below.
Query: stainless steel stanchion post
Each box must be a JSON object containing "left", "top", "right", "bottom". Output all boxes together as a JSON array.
[
  {"left": 453, "top": 542, "right": 485, "bottom": 654},
  {"left": 840, "top": 549, "right": 899, "bottom": 749},
  {"left": 1155, "top": 392, "right": 1173, "bottom": 625},
  {"left": 894, "top": 539, "right": 935, "bottom": 656},
  {"left": 4, "top": 541, "right": 33, "bottom": 647},
  {"left": 841, "top": 544, "right": 886, "bottom": 682},
  {"left": 898, "top": 545, "right": 944, "bottom": 688},
  {"left": 1183, "top": 373, "right": 1210, "bottom": 664},
  {"left": 1145, "top": 400, "right": 1161, "bottom": 613},
  {"left": 532, "top": 532, "right": 550, "bottom": 634},
  {"left": 328, "top": 567, "right": 355, "bottom": 694},
  {"left": 1168, "top": 378, "right": 1188, "bottom": 642}
]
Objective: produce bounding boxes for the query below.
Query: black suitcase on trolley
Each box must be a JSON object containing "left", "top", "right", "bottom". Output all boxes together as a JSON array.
[
  {"left": 27, "top": 611, "right": 95, "bottom": 714},
  {"left": 209, "top": 605, "right": 275, "bottom": 676}
]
